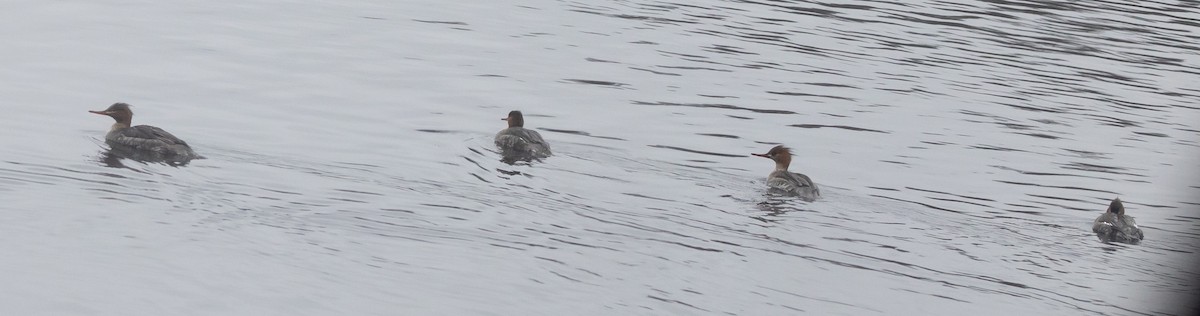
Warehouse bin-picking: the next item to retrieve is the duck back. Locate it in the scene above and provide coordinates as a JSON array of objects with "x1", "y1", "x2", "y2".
[
  {"x1": 106, "y1": 125, "x2": 198, "y2": 159},
  {"x1": 1092, "y1": 212, "x2": 1144, "y2": 244},
  {"x1": 767, "y1": 170, "x2": 820, "y2": 201},
  {"x1": 495, "y1": 127, "x2": 552, "y2": 161}
]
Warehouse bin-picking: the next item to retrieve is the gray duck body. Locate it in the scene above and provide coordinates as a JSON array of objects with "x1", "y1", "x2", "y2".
[
  {"x1": 1092, "y1": 198, "x2": 1144, "y2": 244},
  {"x1": 91, "y1": 103, "x2": 199, "y2": 161},
  {"x1": 753, "y1": 145, "x2": 820, "y2": 201},
  {"x1": 766, "y1": 169, "x2": 820, "y2": 201},
  {"x1": 496, "y1": 111, "x2": 551, "y2": 162},
  {"x1": 105, "y1": 124, "x2": 198, "y2": 159}
]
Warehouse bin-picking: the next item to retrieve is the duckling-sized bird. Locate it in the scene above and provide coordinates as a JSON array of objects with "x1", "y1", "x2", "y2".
[
  {"x1": 90, "y1": 103, "x2": 199, "y2": 161},
  {"x1": 752, "y1": 145, "x2": 819, "y2": 201},
  {"x1": 495, "y1": 110, "x2": 551, "y2": 163},
  {"x1": 1092, "y1": 198, "x2": 1144, "y2": 244}
]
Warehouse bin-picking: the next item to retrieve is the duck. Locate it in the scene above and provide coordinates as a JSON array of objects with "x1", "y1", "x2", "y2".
[
  {"x1": 1092, "y1": 198, "x2": 1144, "y2": 244},
  {"x1": 89, "y1": 103, "x2": 199, "y2": 161},
  {"x1": 495, "y1": 110, "x2": 551, "y2": 163},
  {"x1": 752, "y1": 145, "x2": 819, "y2": 201}
]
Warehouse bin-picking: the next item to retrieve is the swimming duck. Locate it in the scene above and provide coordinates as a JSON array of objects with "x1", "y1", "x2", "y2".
[
  {"x1": 1092, "y1": 198, "x2": 1144, "y2": 244},
  {"x1": 90, "y1": 103, "x2": 199, "y2": 161},
  {"x1": 752, "y1": 145, "x2": 819, "y2": 201},
  {"x1": 495, "y1": 110, "x2": 551, "y2": 162}
]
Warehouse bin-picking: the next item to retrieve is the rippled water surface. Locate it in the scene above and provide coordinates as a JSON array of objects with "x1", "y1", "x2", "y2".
[{"x1": 2, "y1": 0, "x2": 1198, "y2": 315}]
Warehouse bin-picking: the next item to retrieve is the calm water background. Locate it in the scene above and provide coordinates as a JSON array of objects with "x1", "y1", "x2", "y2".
[{"x1": 2, "y1": 0, "x2": 1198, "y2": 315}]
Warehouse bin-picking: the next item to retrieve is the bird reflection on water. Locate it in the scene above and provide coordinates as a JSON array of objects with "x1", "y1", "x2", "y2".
[{"x1": 96, "y1": 147, "x2": 197, "y2": 169}]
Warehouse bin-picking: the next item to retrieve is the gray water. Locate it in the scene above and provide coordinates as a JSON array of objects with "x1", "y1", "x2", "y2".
[{"x1": 2, "y1": 0, "x2": 1198, "y2": 315}]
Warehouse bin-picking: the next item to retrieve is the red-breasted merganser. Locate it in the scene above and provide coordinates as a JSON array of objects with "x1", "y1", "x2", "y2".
[
  {"x1": 1092, "y1": 198, "x2": 1144, "y2": 244},
  {"x1": 89, "y1": 103, "x2": 199, "y2": 160},
  {"x1": 496, "y1": 110, "x2": 551, "y2": 162},
  {"x1": 752, "y1": 145, "x2": 819, "y2": 201}
]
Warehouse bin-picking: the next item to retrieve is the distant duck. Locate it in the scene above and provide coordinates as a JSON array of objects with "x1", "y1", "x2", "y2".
[
  {"x1": 495, "y1": 110, "x2": 551, "y2": 163},
  {"x1": 1092, "y1": 198, "x2": 1144, "y2": 244},
  {"x1": 90, "y1": 103, "x2": 199, "y2": 161},
  {"x1": 752, "y1": 145, "x2": 819, "y2": 201}
]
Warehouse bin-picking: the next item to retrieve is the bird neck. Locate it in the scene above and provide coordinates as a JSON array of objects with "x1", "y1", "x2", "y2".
[
  {"x1": 774, "y1": 155, "x2": 791, "y2": 171},
  {"x1": 110, "y1": 122, "x2": 130, "y2": 131}
]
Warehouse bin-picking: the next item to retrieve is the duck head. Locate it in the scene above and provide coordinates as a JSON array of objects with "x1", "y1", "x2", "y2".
[
  {"x1": 89, "y1": 103, "x2": 134, "y2": 127},
  {"x1": 752, "y1": 145, "x2": 792, "y2": 170},
  {"x1": 502, "y1": 110, "x2": 525, "y2": 128},
  {"x1": 1107, "y1": 198, "x2": 1125, "y2": 215}
]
